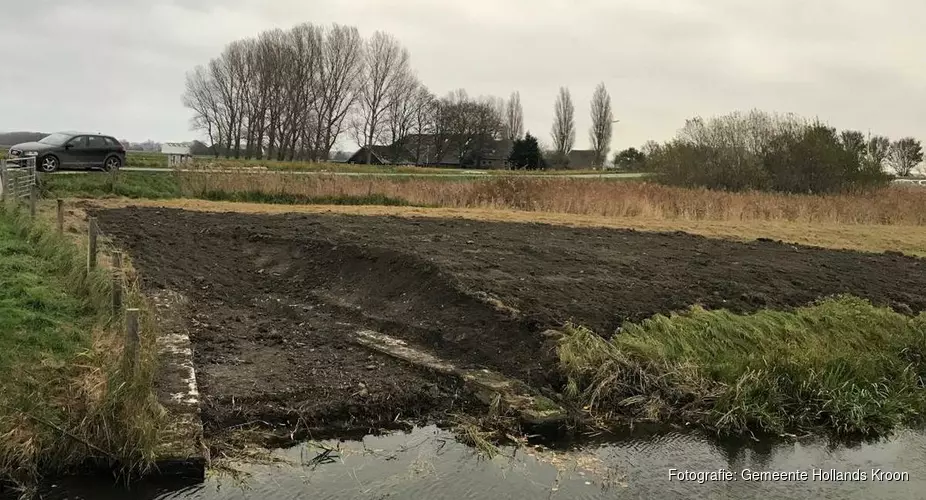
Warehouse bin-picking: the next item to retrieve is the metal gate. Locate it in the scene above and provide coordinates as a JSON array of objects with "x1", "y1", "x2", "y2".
[{"x1": 0, "y1": 157, "x2": 37, "y2": 202}]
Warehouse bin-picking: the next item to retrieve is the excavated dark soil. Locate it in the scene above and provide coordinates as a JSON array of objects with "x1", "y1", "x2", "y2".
[{"x1": 93, "y1": 206, "x2": 926, "y2": 436}]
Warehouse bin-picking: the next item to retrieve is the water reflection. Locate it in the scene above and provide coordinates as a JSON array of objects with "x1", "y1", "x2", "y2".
[{"x1": 24, "y1": 427, "x2": 926, "y2": 499}]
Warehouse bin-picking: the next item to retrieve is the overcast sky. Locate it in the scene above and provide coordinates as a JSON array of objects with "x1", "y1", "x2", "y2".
[{"x1": 2, "y1": 0, "x2": 924, "y2": 152}]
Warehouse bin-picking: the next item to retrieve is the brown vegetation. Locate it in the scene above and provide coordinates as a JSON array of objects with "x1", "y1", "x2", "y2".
[{"x1": 176, "y1": 172, "x2": 926, "y2": 226}]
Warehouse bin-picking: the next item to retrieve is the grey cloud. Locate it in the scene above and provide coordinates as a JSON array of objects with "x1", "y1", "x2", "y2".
[{"x1": 0, "y1": 0, "x2": 923, "y2": 150}]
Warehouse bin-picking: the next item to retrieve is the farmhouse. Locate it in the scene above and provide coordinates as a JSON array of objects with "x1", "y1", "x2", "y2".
[{"x1": 348, "y1": 134, "x2": 513, "y2": 168}]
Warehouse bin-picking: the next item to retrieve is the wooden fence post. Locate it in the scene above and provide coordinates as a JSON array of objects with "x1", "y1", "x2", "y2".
[
  {"x1": 87, "y1": 217, "x2": 98, "y2": 271},
  {"x1": 29, "y1": 184, "x2": 37, "y2": 218},
  {"x1": 109, "y1": 163, "x2": 118, "y2": 193},
  {"x1": 125, "y1": 308, "x2": 139, "y2": 369},
  {"x1": 0, "y1": 161, "x2": 6, "y2": 205},
  {"x1": 112, "y1": 252, "x2": 123, "y2": 315},
  {"x1": 56, "y1": 199, "x2": 64, "y2": 234}
]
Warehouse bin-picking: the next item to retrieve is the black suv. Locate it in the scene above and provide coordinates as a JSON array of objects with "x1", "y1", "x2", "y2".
[{"x1": 8, "y1": 132, "x2": 126, "y2": 173}]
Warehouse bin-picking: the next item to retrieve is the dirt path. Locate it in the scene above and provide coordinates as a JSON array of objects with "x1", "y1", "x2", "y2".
[{"x1": 91, "y1": 206, "x2": 926, "y2": 437}]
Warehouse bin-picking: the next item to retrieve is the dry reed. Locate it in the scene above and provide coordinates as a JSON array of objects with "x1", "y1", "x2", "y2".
[{"x1": 177, "y1": 172, "x2": 926, "y2": 226}]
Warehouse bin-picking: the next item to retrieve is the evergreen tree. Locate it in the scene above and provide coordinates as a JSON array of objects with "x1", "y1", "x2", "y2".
[{"x1": 508, "y1": 132, "x2": 546, "y2": 170}]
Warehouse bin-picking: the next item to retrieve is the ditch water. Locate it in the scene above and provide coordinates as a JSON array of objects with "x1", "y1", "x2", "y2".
[{"x1": 30, "y1": 426, "x2": 926, "y2": 499}]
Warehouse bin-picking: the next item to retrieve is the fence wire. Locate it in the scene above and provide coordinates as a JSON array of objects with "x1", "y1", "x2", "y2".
[{"x1": 1, "y1": 157, "x2": 37, "y2": 202}]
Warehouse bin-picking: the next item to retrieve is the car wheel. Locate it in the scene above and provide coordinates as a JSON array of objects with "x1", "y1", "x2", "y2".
[
  {"x1": 38, "y1": 155, "x2": 59, "y2": 173},
  {"x1": 103, "y1": 155, "x2": 122, "y2": 172}
]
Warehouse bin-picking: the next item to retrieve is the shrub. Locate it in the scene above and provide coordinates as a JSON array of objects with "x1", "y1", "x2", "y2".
[{"x1": 649, "y1": 111, "x2": 894, "y2": 194}]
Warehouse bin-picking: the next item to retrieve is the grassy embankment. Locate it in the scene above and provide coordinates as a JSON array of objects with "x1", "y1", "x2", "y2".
[
  {"x1": 0, "y1": 206, "x2": 162, "y2": 489},
  {"x1": 557, "y1": 296, "x2": 926, "y2": 437}
]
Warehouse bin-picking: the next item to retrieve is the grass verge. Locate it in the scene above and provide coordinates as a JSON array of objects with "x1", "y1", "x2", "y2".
[
  {"x1": 0, "y1": 206, "x2": 162, "y2": 490},
  {"x1": 41, "y1": 171, "x2": 181, "y2": 199},
  {"x1": 557, "y1": 296, "x2": 926, "y2": 437}
]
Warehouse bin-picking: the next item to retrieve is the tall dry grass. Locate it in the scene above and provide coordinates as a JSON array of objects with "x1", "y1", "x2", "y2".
[{"x1": 177, "y1": 172, "x2": 926, "y2": 225}]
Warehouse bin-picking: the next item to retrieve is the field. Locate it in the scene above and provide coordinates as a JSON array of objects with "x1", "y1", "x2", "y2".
[{"x1": 90, "y1": 205, "x2": 926, "y2": 440}]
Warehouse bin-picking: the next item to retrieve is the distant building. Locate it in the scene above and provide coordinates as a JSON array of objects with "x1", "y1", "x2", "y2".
[
  {"x1": 346, "y1": 145, "x2": 409, "y2": 165},
  {"x1": 161, "y1": 142, "x2": 192, "y2": 167},
  {"x1": 347, "y1": 134, "x2": 514, "y2": 169},
  {"x1": 566, "y1": 150, "x2": 598, "y2": 170}
]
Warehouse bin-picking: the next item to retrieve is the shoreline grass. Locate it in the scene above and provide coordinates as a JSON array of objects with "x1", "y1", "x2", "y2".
[
  {"x1": 0, "y1": 206, "x2": 163, "y2": 490},
  {"x1": 556, "y1": 296, "x2": 926, "y2": 437}
]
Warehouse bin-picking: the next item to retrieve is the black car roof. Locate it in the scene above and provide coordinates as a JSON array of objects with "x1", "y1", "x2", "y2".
[{"x1": 59, "y1": 131, "x2": 110, "y2": 137}]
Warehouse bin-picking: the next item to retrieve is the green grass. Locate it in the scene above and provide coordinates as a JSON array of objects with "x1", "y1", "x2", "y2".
[
  {"x1": 0, "y1": 207, "x2": 163, "y2": 488},
  {"x1": 124, "y1": 152, "x2": 167, "y2": 169},
  {"x1": 40, "y1": 171, "x2": 181, "y2": 199},
  {"x1": 0, "y1": 217, "x2": 92, "y2": 377},
  {"x1": 557, "y1": 296, "x2": 926, "y2": 437}
]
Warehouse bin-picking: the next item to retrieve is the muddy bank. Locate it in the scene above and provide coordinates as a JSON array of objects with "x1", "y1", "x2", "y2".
[{"x1": 92, "y1": 207, "x2": 926, "y2": 437}]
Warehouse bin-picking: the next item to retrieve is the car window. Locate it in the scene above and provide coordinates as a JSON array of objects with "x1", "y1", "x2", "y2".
[
  {"x1": 87, "y1": 136, "x2": 106, "y2": 148},
  {"x1": 103, "y1": 137, "x2": 117, "y2": 147},
  {"x1": 67, "y1": 136, "x2": 87, "y2": 148},
  {"x1": 39, "y1": 133, "x2": 71, "y2": 146}
]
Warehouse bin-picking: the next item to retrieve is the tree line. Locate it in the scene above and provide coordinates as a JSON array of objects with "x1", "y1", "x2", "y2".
[
  {"x1": 183, "y1": 22, "x2": 616, "y2": 168},
  {"x1": 621, "y1": 110, "x2": 922, "y2": 193},
  {"x1": 183, "y1": 23, "x2": 521, "y2": 164}
]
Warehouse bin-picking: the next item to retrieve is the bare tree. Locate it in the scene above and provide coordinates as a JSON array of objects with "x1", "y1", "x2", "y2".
[
  {"x1": 442, "y1": 89, "x2": 472, "y2": 164},
  {"x1": 888, "y1": 137, "x2": 924, "y2": 177},
  {"x1": 283, "y1": 23, "x2": 323, "y2": 161},
  {"x1": 428, "y1": 97, "x2": 454, "y2": 166},
  {"x1": 408, "y1": 86, "x2": 436, "y2": 164},
  {"x1": 437, "y1": 90, "x2": 504, "y2": 167},
  {"x1": 469, "y1": 96, "x2": 504, "y2": 166},
  {"x1": 385, "y1": 73, "x2": 421, "y2": 162},
  {"x1": 551, "y1": 87, "x2": 575, "y2": 158},
  {"x1": 207, "y1": 47, "x2": 241, "y2": 158},
  {"x1": 182, "y1": 65, "x2": 224, "y2": 157},
  {"x1": 352, "y1": 31, "x2": 412, "y2": 163},
  {"x1": 589, "y1": 83, "x2": 613, "y2": 168},
  {"x1": 505, "y1": 91, "x2": 524, "y2": 141},
  {"x1": 184, "y1": 24, "x2": 433, "y2": 164},
  {"x1": 257, "y1": 28, "x2": 288, "y2": 160},
  {"x1": 311, "y1": 24, "x2": 363, "y2": 161}
]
